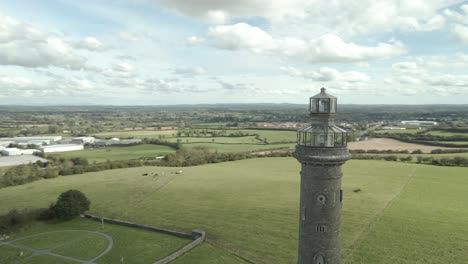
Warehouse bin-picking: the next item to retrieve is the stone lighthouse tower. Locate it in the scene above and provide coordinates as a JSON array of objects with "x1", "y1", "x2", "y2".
[{"x1": 295, "y1": 88, "x2": 351, "y2": 264}]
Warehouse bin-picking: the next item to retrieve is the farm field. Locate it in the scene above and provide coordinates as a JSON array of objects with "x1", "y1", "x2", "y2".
[
  {"x1": 373, "y1": 129, "x2": 422, "y2": 134},
  {"x1": 181, "y1": 142, "x2": 294, "y2": 153},
  {"x1": 425, "y1": 130, "x2": 468, "y2": 137},
  {"x1": 235, "y1": 129, "x2": 297, "y2": 143},
  {"x1": 370, "y1": 152, "x2": 468, "y2": 158},
  {"x1": 93, "y1": 130, "x2": 177, "y2": 139},
  {"x1": 0, "y1": 158, "x2": 467, "y2": 263},
  {"x1": 47, "y1": 144, "x2": 175, "y2": 163},
  {"x1": 436, "y1": 141, "x2": 468, "y2": 145},
  {"x1": 0, "y1": 217, "x2": 190, "y2": 264},
  {"x1": 168, "y1": 136, "x2": 260, "y2": 144},
  {"x1": 348, "y1": 138, "x2": 462, "y2": 153}
]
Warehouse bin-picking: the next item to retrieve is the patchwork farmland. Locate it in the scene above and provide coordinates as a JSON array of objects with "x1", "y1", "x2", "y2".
[{"x1": 1, "y1": 158, "x2": 467, "y2": 263}]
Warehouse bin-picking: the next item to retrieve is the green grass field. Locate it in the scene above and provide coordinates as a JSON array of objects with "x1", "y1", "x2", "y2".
[
  {"x1": 93, "y1": 130, "x2": 177, "y2": 139},
  {"x1": 368, "y1": 152, "x2": 468, "y2": 158},
  {"x1": 425, "y1": 130, "x2": 468, "y2": 137},
  {"x1": 436, "y1": 141, "x2": 468, "y2": 145},
  {"x1": 181, "y1": 142, "x2": 294, "y2": 153},
  {"x1": 1, "y1": 159, "x2": 468, "y2": 263},
  {"x1": 169, "y1": 136, "x2": 261, "y2": 144},
  {"x1": 0, "y1": 218, "x2": 190, "y2": 264},
  {"x1": 235, "y1": 129, "x2": 297, "y2": 143},
  {"x1": 47, "y1": 144, "x2": 175, "y2": 163},
  {"x1": 374, "y1": 129, "x2": 422, "y2": 134}
]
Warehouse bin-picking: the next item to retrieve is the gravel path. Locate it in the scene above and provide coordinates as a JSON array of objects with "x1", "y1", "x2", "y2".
[{"x1": 0, "y1": 230, "x2": 113, "y2": 264}]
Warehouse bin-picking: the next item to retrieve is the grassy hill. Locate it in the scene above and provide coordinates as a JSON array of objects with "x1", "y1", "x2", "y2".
[
  {"x1": 47, "y1": 144, "x2": 175, "y2": 163},
  {"x1": 0, "y1": 159, "x2": 467, "y2": 263}
]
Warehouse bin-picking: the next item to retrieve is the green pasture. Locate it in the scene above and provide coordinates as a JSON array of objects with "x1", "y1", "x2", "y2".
[
  {"x1": 0, "y1": 219, "x2": 191, "y2": 264},
  {"x1": 181, "y1": 142, "x2": 294, "y2": 153},
  {"x1": 47, "y1": 144, "x2": 175, "y2": 163},
  {"x1": 373, "y1": 129, "x2": 422, "y2": 134},
  {"x1": 0, "y1": 218, "x2": 190, "y2": 264},
  {"x1": 369, "y1": 152, "x2": 468, "y2": 159},
  {"x1": 425, "y1": 130, "x2": 468, "y2": 137},
  {"x1": 0, "y1": 158, "x2": 467, "y2": 263},
  {"x1": 169, "y1": 136, "x2": 261, "y2": 144},
  {"x1": 93, "y1": 130, "x2": 177, "y2": 139},
  {"x1": 235, "y1": 129, "x2": 297, "y2": 143},
  {"x1": 436, "y1": 141, "x2": 468, "y2": 145}
]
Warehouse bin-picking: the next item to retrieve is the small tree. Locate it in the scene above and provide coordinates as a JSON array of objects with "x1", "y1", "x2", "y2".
[{"x1": 51, "y1": 190, "x2": 90, "y2": 220}]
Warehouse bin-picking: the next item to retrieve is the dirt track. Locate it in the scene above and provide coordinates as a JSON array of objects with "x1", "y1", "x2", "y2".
[{"x1": 348, "y1": 138, "x2": 460, "y2": 153}]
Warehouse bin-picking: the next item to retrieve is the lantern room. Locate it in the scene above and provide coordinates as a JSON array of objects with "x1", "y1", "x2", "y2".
[
  {"x1": 297, "y1": 124, "x2": 347, "y2": 147},
  {"x1": 310, "y1": 88, "x2": 337, "y2": 114},
  {"x1": 298, "y1": 88, "x2": 347, "y2": 148}
]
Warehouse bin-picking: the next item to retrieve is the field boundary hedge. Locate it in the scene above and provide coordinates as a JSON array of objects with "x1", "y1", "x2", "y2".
[{"x1": 83, "y1": 214, "x2": 205, "y2": 264}]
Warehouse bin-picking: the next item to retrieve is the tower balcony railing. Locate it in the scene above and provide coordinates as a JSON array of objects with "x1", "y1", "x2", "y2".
[{"x1": 297, "y1": 125, "x2": 347, "y2": 147}]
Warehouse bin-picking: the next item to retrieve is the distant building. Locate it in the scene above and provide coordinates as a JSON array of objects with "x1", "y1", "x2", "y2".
[
  {"x1": 72, "y1": 136, "x2": 95, "y2": 144},
  {"x1": 401, "y1": 120, "x2": 438, "y2": 126},
  {"x1": 256, "y1": 122, "x2": 302, "y2": 128},
  {"x1": 0, "y1": 155, "x2": 48, "y2": 167},
  {"x1": 94, "y1": 138, "x2": 142, "y2": 146},
  {"x1": 381, "y1": 126, "x2": 406, "y2": 130},
  {"x1": 40, "y1": 144, "x2": 84, "y2": 153},
  {"x1": 0, "y1": 141, "x2": 13, "y2": 151},
  {"x1": 1, "y1": 148, "x2": 38, "y2": 156},
  {"x1": 2, "y1": 136, "x2": 62, "y2": 142},
  {"x1": 17, "y1": 139, "x2": 50, "y2": 147}
]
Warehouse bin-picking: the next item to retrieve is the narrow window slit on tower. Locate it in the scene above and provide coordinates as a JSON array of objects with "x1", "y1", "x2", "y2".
[{"x1": 315, "y1": 225, "x2": 327, "y2": 233}]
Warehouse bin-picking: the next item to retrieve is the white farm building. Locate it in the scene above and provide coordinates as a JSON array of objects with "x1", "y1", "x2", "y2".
[
  {"x1": 401, "y1": 120, "x2": 438, "y2": 126},
  {"x1": 1, "y1": 148, "x2": 38, "y2": 156},
  {"x1": 40, "y1": 144, "x2": 84, "y2": 153},
  {"x1": 72, "y1": 137, "x2": 95, "y2": 144}
]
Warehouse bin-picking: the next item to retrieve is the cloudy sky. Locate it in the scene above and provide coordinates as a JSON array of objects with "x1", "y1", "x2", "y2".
[{"x1": 1, "y1": 0, "x2": 468, "y2": 105}]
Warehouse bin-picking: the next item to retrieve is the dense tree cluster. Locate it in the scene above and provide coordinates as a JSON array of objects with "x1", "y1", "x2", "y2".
[
  {"x1": 1, "y1": 163, "x2": 58, "y2": 188},
  {"x1": 50, "y1": 190, "x2": 90, "y2": 220},
  {"x1": 417, "y1": 156, "x2": 468, "y2": 167},
  {"x1": 143, "y1": 138, "x2": 181, "y2": 149},
  {"x1": 0, "y1": 190, "x2": 90, "y2": 234},
  {"x1": 0, "y1": 208, "x2": 53, "y2": 234}
]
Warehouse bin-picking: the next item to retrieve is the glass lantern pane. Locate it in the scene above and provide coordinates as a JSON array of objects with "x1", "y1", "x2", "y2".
[
  {"x1": 310, "y1": 99, "x2": 318, "y2": 112},
  {"x1": 318, "y1": 134, "x2": 325, "y2": 146},
  {"x1": 330, "y1": 99, "x2": 336, "y2": 113},
  {"x1": 319, "y1": 99, "x2": 330, "y2": 112},
  {"x1": 327, "y1": 134, "x2": 334, "y2": 147},
  {"x1": 335, "y1": 133, "x2": 342, "y2": 146}
]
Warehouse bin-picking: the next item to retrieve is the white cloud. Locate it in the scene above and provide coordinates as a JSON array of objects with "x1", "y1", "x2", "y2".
[
  {"x1": 217, "y1": 79, "x2": 256, "y2": 91},
  {"x1": 97, "y1": 62, "x2": 137, "y2": 79},
  {"x1": 208, "y1": 23, "x2": 406, "y2": 63},
  {"x1": 159, "y1": 0, "x2": 451, "y2": 35},
  {"x1": 281, "y1": 66, "x2": 370, "y2": 83},
  {"x1": 73, "y1": 37, "x2": 108, "y2": 51},
  {"x1": 186, "y1": 36, "x2": 205, "y2": 45},
  {"x1": 450, "y1": 24, "x2": 468, "y2": 43},
  {"x1": 118, "y1": 31, "x2": 158, "y2": 42},
  {"x1": 0, "y1": 15, "x2": 93, "y2": 70},
  {"x1": 173, "y1": 66, "x2": 207, "y2": 75},
  {"x1": 158, "y1": 0, "x2": 307, "y2": 24},
  {"x1": 444, "y1": 7, "x2": 468, "y2": 25},
  {"x1": 208, "y1": 23, "x2": 275, "y2": 52},
  {"x1": 0, "y1": 75, "x2": 34, "y2": 90},
  {"x1": 462, "y1": 4, "x2": 468, "y2": 14},
  {"x1": 205, "y1": 10, "x2": 230, "y2": 24},
  {"x1": 388, "y1": 58, "x2": 468, "y2": 90}
]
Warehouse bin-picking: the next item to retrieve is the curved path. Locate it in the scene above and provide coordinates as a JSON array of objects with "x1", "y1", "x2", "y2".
[{"x1": 0, "y1": 230, "x2": 113, "y2": 264}]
